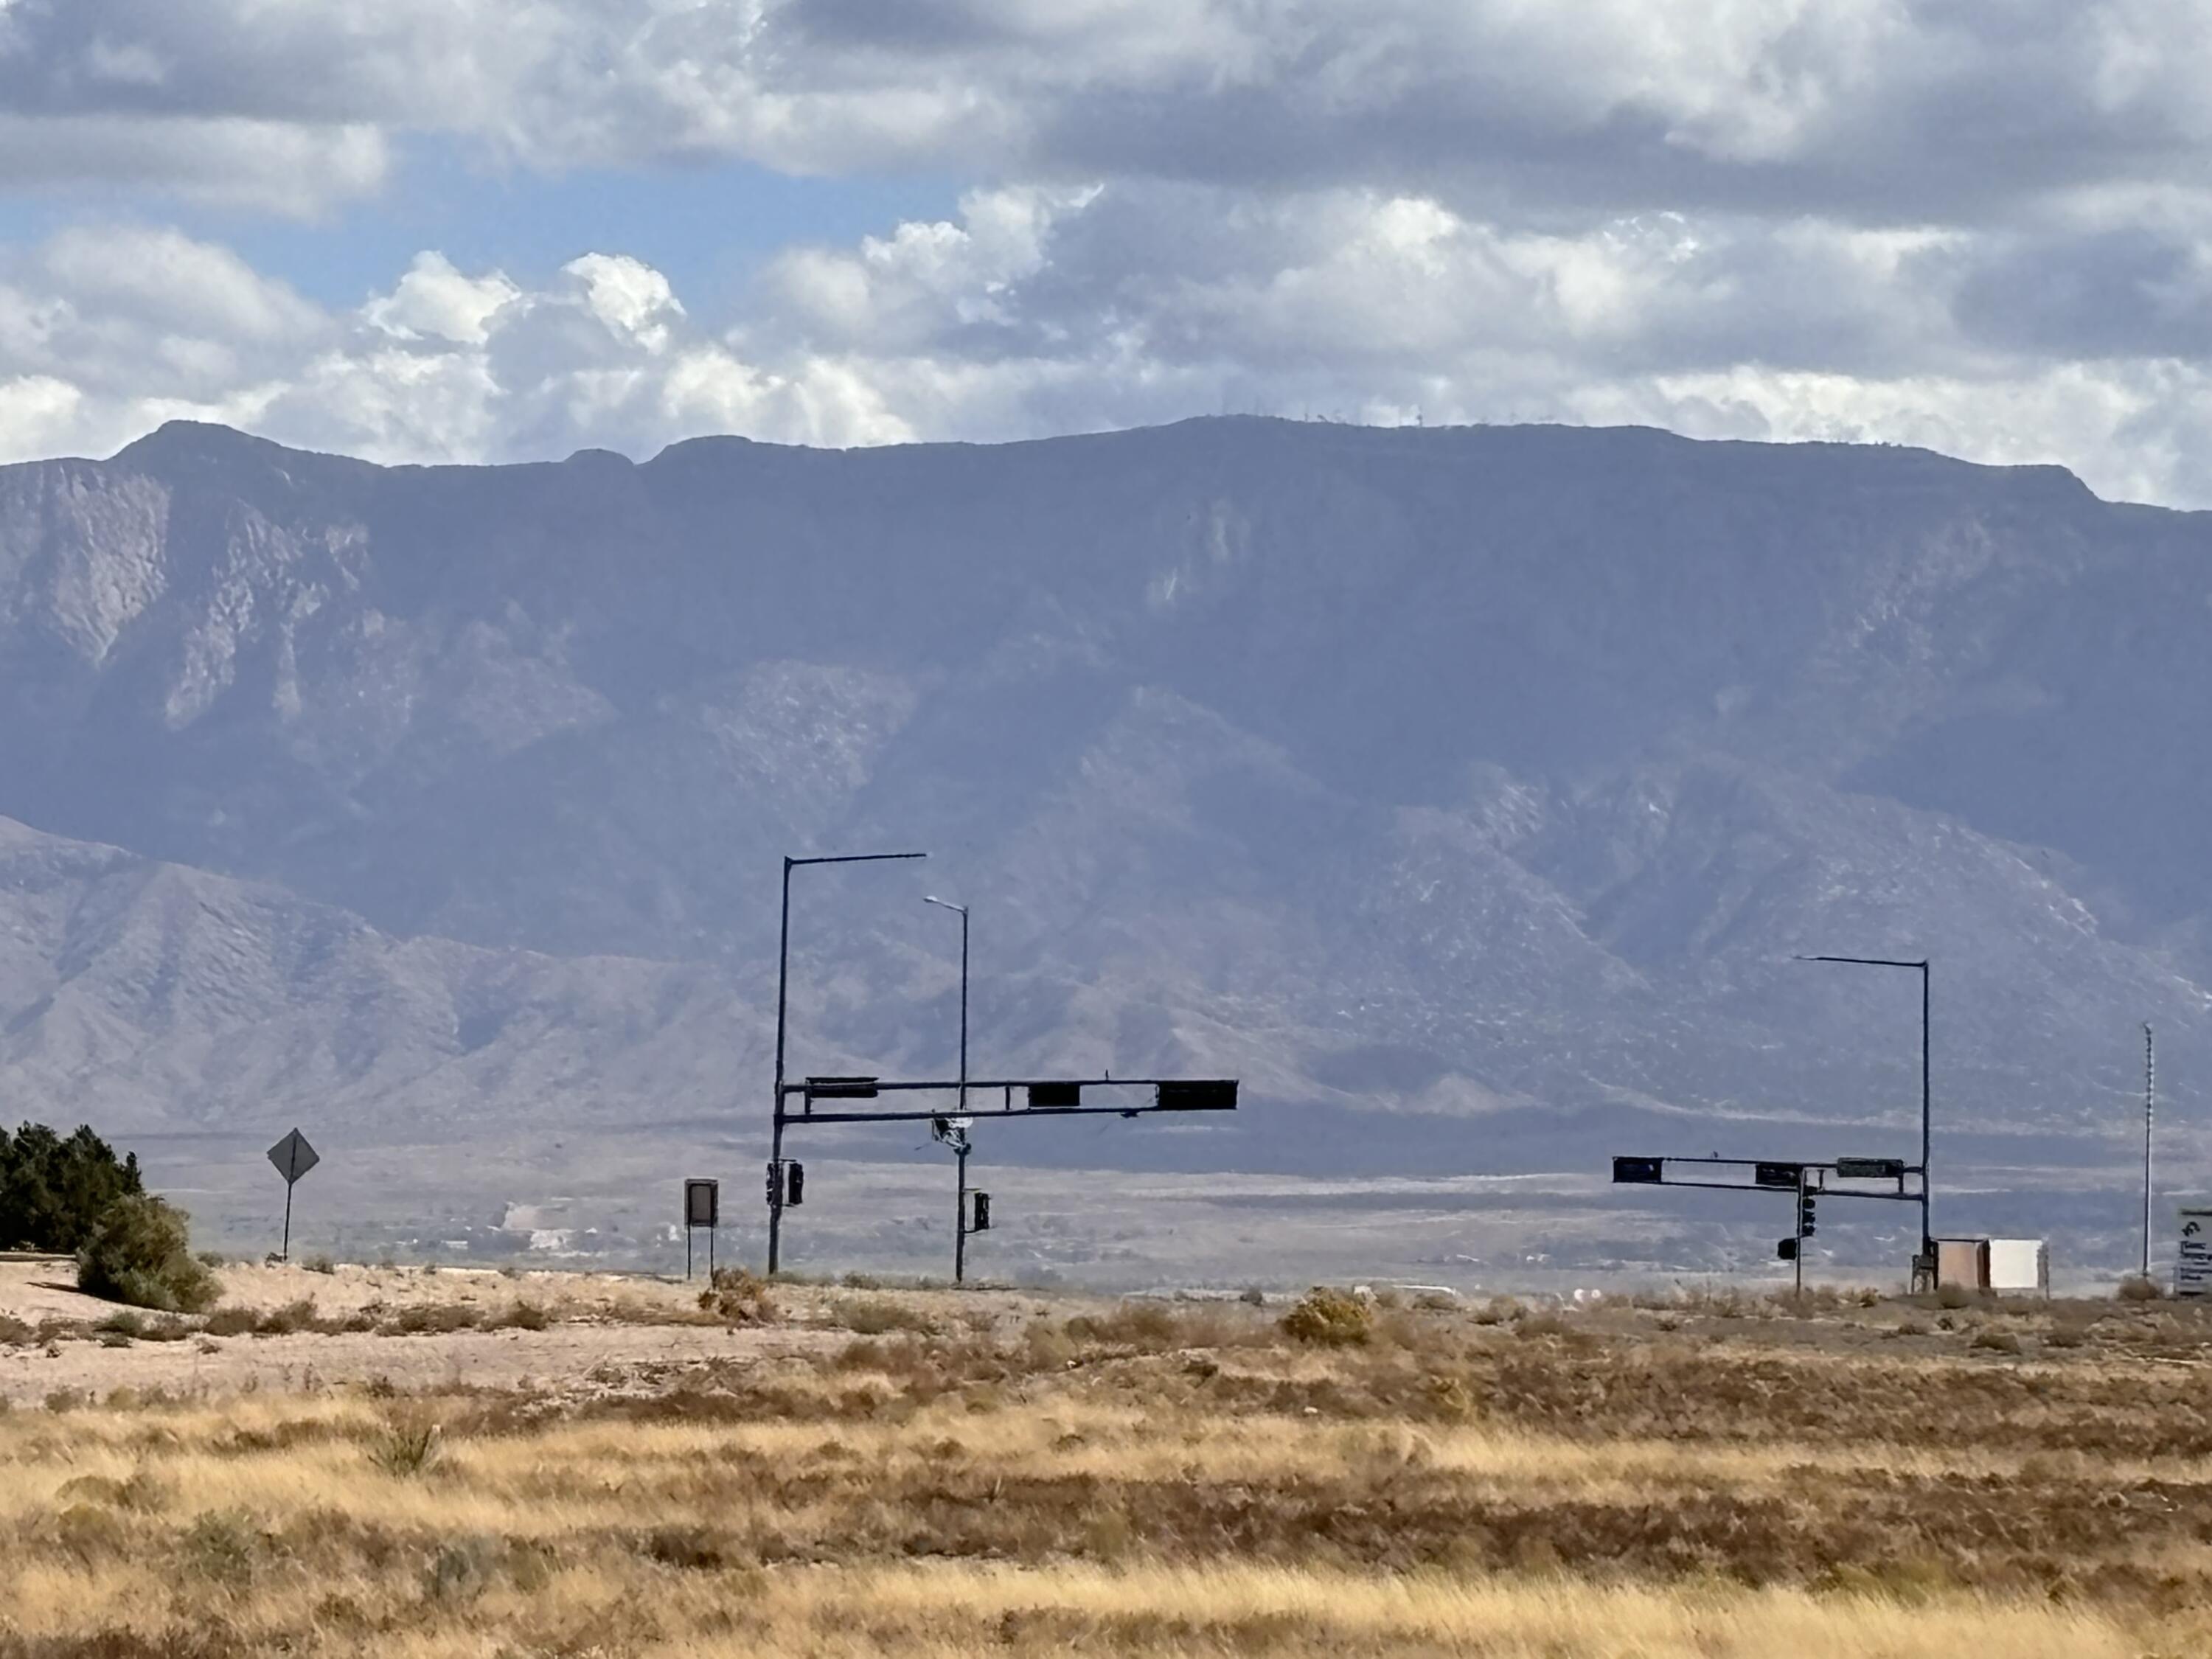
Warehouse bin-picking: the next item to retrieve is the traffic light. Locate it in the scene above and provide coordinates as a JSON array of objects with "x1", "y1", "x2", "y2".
[
  {"x1": 970, "y1": 1192, "x2": 991, "y2": 1233},
  {"x1": 1797, "y1": 1189, "x2": 1818, "y2": 1238},
  {"x1": 765, "y1": 1161, "x2": 781, "y2": 1208},
  {"x1": 1776, "y1": 1238, "x2": 1798, "y2": 1261},
  {"x1": 785, "y1": 1161, "x2": 804, "y2": 1208}
]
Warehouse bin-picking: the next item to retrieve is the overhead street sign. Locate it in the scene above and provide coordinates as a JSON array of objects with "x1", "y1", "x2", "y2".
[
  {"x1": 1835, "y1": 1158, "x2": 1906, "y2": 1180},
  {"x1": 267, "y1": 1130, "x2": 319, "y2": 1186}
]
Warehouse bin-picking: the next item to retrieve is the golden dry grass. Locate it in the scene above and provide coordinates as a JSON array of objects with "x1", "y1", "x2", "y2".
[{"x1": 2, "y1": 1288, "x2": 2210, "y2": 1655}]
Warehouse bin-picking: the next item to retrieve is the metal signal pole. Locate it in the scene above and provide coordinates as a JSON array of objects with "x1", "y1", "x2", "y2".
[
  {"x1": 1798, "y1": 954, "x2": 1932, "y2": 1262},
  {"x1": 956, "y1": 1138, "x2": 970, "y2": 1284},
  {"x1": 1793, "y1": 1166, "x2": 1806, "y2": 1295},
  {"x1": 924, "y1": 896, "x2": 972, "y2": 1284},
  {"x1": 770, "y1": 851, "x2": 926, "y2": 1274}
]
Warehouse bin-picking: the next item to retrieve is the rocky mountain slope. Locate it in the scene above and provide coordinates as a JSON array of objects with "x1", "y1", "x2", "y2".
[{"x1": 0, "y1": 417, "x2": 2205, "y2": 1200}]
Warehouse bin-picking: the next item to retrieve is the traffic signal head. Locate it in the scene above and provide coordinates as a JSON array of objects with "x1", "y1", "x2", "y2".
[
  {"x1": 1776, "y1": 1237, "x2": 1798, "y2": 1261},
  {"x1": 970, "y1": 1191, "x2": 991, "y2": 1233},
  {"x1": 1797, "y1": 1190, "x2": 1818, "y2": 1237},
  {"x1": 765, "y1": 1160, "x2": 804, "y2": 1208}
]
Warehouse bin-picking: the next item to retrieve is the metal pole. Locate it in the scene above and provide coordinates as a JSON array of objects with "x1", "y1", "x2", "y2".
[
  {"x1": 1794, "y1": 1167, "x2": 1806, "y2": 1295},
  {"x1": 959, "y1": 907, "x2": 969, "y2": 1118},
  {"x1": 1920, "y1": 959, "x2": 1932, "y2": 1259},
  {"x1": 770, "y1": 857, "x2": 792, "y2": 1275},
  {"x1": 1795, "y1": 953, "x2": 1933, "y2": 1273},
  {"x1": 955, "y1": 1142, "x2": 969, "y2": 1284},
  {"x1": 282, "y1": 1182, "x2": 293, "y2": 1262},
  {"x1": 768, "y1": 851, "x2": 927, "y2": 1276},
  {"x1": 686, "y1": 1225, "x2": 693, "y2": 1281},
  {"x1": 2145, "y1": 1022, "x2": 2156, "y2": 1279}
]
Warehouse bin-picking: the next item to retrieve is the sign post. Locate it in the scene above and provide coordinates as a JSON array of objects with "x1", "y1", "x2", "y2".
[
  {"x1": 684, "y1": 1179, "x2": 720, "y2": 1279},
  {"x1": 265, "y1": 1130, "x2": 321, "y2": 1262},
  {"x1": 2177, "y1": 1207, "x2": 2212, "y2": 1298}
]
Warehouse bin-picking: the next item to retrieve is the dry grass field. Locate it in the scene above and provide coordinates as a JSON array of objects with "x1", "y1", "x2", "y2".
[{"x1": 4, "y1": 1267, "x2": 2212, "y2": 1656}]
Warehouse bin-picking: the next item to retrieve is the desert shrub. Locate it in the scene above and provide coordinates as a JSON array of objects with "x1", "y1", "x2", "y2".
[
  {"x1": 498, "y1": 1301, "x2": 550, "y2": 1331},
  {"x1": 1280, "y1": 1286, "x2": 1374, "y2": 1347},
  {"x1": 392, "y1": 1303, "x2": 481, "y2": 1335},
  {"x1": 0, "y1": 1122, "x2": 144, "y2": 1253},
  {"x1": 2118, "y1": 1275, "x2": 2165, "y2": 1302},
  {"x1": 1239, "y1": 1285, "x2": 1268, "y2": 1307},
  {"x1": 76, "y1": 1194, "x2": 218, "y2": 1313},
  {"x1": 698, "y1": 1267, "x2": 777, "y2": 1325},
  {"x1": 832, "y1": 1295, "x2": 934, "y2": 1336},
  {"x1": 180, "y1": 1510, "x2": 262, "y2": 1586},
  {"x1": 639, "y1": 1526, "x2": 729, "y2": 1570},
  {"x1": 369, "y1": 1417, "x2": 442, "y2": 1476},
  {"x1": 424, "y1": 1537, "x2": 494, "y2": 1602},
  {"x1": 251, "y1": 1298, "x2": 319, "y2": 1336},
  {"x1": 203, "y1": 1306, "x2": 257, "y2": 1337},
  {"x1": 1971, "y1": 1329, "x2": 2023, "y2": 1354},
  {"x1": 302, "y1": 1253, "x2": 335, "y2": 1275},
  {"x1": 1064, "y1": 1302, "x2": 1183, "y2": 1349}
]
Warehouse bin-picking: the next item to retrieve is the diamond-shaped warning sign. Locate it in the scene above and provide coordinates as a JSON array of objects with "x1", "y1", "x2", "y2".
[{"x1": 266, "y1": 1129, "x2": 320, "y2": 1186}]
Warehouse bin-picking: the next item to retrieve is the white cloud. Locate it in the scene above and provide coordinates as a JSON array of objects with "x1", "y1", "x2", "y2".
[
  {"x1": 7, "y1": 198, "x2": 2212, "y2": 511},
  {"x1": 0, "y1": 114, "x2": 386, "y2": 215},
  {"x1": 8, "y1": 7, "x2": 2212, "y2": 503},
  {"x1": 3, "y1": 1, "x2": 2211, "y2": 220},
  {"x1": 365, "y1": 253, "x2": 521, "y2": 347}
]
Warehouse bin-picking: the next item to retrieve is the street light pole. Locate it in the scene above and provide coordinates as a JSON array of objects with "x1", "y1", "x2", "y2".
[
  {"x1": 2144, "y1": 1022, "x2": 2156, "y2": 1280},
  {"x1": 769, "y1": 850, "x2": 925, "y2": 1275},
  {"x1": 1796, "y1": 954, "x2": 1933, "y2": 1267},
  {"x1": 923, "y1": 897, "x2": 969, "y2": 1116},
  {"x1": 925, "y1": 896, "x2": 970, "y2": 1281}
]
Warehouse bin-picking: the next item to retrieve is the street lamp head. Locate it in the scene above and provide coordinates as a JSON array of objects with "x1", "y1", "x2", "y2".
[{"x1": 924, "y1": 895, "x2": 967, "y2": 915}]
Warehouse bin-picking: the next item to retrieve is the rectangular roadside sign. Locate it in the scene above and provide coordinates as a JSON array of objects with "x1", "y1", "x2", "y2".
[{"x1": 2177, "y1": 1206, "x2": 2212, "y2": 1297}]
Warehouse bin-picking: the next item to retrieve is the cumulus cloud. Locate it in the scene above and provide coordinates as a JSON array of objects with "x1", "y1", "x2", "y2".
[
  {"x1": 1, "y1": 1, "x2": 2210, "y2": 220},
  {"x1": 6, "y1": 4, "x2": 2212, "y2": 504},
  {"x1": 7, "y1": 195, "x2": 2212, "y2": 509}
]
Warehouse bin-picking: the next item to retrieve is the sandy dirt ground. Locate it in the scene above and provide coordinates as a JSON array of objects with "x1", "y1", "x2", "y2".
[{"x1": 0, "y1": 1259, "x2": 1060, "y2": 1405}]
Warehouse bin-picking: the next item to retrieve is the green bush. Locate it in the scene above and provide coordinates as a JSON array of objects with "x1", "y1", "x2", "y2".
[
  {"x1": 75, "y1": 1194, "x2": 218, "y2": 1313},
  {"x1": 0, "y1": 1123, "x2": 143, "y2": 1253},
  {"x1": 1279, "y1": 1286, "x2": 1374, "y2": 1347}
]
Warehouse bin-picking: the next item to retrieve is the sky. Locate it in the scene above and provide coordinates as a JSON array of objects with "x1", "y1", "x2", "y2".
[{"x1": 6, "y1": 1, "x2": 2212, "y2": 504}]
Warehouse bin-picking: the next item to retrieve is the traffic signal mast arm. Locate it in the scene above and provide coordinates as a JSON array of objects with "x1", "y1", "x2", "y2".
[
  {"x1": 778, "y1": 1076, "x2": 1238, "y2": 1124},
  {"x1": 1611, "y1": 1155, "x2": 1923, "y2": 1202}
]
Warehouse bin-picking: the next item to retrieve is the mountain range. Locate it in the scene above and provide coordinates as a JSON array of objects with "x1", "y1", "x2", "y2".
[{"x1": 1, "y1": 416, "x2": 2205, "y2": 1270}]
